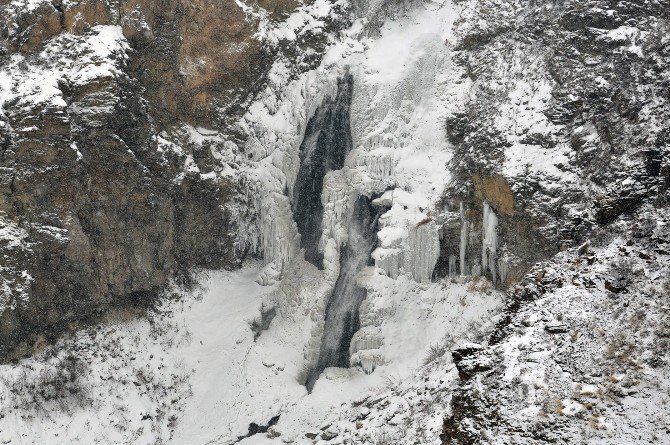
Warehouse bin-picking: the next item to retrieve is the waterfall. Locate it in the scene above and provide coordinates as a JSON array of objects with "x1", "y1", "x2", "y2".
[
  {"x1": 292, "y1": 75, "x2": 354, "y2": 269},
  {"x1": 305, "y1": 196, "x2": 380, "y2": 392}
]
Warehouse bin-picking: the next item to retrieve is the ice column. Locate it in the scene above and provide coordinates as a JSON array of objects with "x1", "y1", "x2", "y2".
[
  {"x1": 481, "y1": 201, "x2": 499, "y2": 285},
  {"x1": 354, "y1": 147, "x2": 395, "y2": 181},
  {"x1": 260, "y1": 192, "x2": 299, "y2": 272},
  {"x1": 404, "y1": 220, "x2": 440, "y2": 283},
  {"x1": 459, "y1": 201, "x2": 468, "y2": 275}
]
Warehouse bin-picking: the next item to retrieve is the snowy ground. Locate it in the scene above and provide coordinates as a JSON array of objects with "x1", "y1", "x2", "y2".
[{"x1": 0, "y1": 262, "x2": 503, "y2": 444}]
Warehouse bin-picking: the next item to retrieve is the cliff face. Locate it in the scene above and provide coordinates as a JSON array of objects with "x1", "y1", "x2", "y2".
[
  {"x1": 438, "y1": 0, "x2": 670, "y2": 442},
  {"x1": 439, "y1": 0, "x2": 670, "y2": 290},
  {"x1": 441, "y1": 206, "x2": 670, "y2": 445},
  {"x1": 0, "y1": 0, "x2": 347, "y2": 357}
]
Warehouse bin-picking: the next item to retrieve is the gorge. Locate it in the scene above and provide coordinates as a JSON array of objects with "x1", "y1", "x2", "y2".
[{"x1": 0, "y1": 0, "x2": 668, "y2": 444}]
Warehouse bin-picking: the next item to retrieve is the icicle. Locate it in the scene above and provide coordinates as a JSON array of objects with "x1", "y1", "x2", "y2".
[
  {"x1": 448, "y1": 255, "x2": 457, "y2": 276},
  {"x1": 404, "y1": 220, "x2": 440, "y2": 283},
  {"x1": 498, "y1": 255, "x2": 509, "y2": 287},
  {"x1": 349, "y1": 327, "x2": 383, "y2": 360},
  {"x1": 260, "y1": 192, "x2": 299, "y2": 272},
  {"x1": 353, "y1": 147, "x2": 395, "y2": 181},
  {"x1": 350, "y1": 350, "x2": 385, "y2": 375},
  {"x1": 372, "y1": 247, "x2": 403, "y2": 279},
  {"x1": 459, "y1": 201, "x2": 468, "y2": 275},
  {"x1": 481, "y1": 201, "x2": 499, "y2": 285}
]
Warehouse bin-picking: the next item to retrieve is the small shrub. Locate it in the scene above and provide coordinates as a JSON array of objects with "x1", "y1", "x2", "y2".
[
  {"x1": 5, "y1": 351, "x2": 90, "y2": 414},
  {"x1": 423, "y1": 343, "x2": 448, "y2": 366}
]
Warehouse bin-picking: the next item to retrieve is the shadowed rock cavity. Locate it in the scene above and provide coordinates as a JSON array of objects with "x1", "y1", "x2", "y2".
[
  {"x1": 292, "y1": 74, "x2": 354, "y2": 269},
  {"x1": 250, "y1": 306, "x2": 277, "y2": 341},
  {"x1": 305, "y1": 195, "x2": 380, "y2": 392},
  {"x1": 236, "y1": 415, "x2": 280, "y2": 442}
]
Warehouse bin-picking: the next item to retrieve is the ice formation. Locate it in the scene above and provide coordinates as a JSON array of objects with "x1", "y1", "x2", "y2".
[
  {"x1": 292, "y1": 75, "x2": 355, "y2": 268},
  {"x1": 459, "y1": 202, "x2": 468, "y2": 275},
  {"x1": 305, "y1": 196, "x2": 380, "y2": 391},
  {"x1": 482, "y1": 201, "x2": 499, "y2": 285},
  {"x1": 353, "y1": 146, "x2": 395, "y2": 182},
  {"x1": 370, "y1": 190, "x2": 440, "y2": 283},
  {"x1": 405, "y1": 220, "x2": 441, "y2": 283},
  {"x1": 259, "y1": 192, "x2": 299, "y2": 273},
  {"x1": 319, "y1": 170, "x2": 355, "y2": 279}
]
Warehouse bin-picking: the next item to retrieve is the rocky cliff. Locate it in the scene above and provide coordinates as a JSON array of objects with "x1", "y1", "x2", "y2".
[{"x1": 0, "y1": 0, "x2": 348, "y2": 357}]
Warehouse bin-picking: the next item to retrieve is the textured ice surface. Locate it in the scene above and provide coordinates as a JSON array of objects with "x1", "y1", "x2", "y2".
[
  {"x1": 305, "y1": 196, "x2": 379, "y2": 391},
  {"x1": 292, "y1": 75, "x2": 354, "y2": 268}
]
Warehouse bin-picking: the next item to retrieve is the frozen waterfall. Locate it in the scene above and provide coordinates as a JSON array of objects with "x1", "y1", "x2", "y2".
[
  {"x1": 292, "y1": 75, "x2": 354, "y2": 269},
  {"x1": 305, "y1": 196, "x2": 380, "y2": 392}
]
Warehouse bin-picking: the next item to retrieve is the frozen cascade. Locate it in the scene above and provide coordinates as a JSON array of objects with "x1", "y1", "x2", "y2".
[
  {"x1": 353, "y1": 146, "x2": 395, "y2": 181},
  {"x1": 320, "y1": 172, "x2": 351, "y2": 250},
  {"x1": 292, "y1": 75, "x2": 354, "y2": 269},
  {"x1": 320, "y1": 171, "x2": 354, "y2": 279},
  {"x1": 482, "y1": 201, "x2": 499, "y2": 285},
  {"x1": 369, "y1": 190, "x2": 440, "y2": 282},
  {"x1": 349, "y1": 326, "x2": 384, "y2": 375},
  {"x1": 372, "y1": 248, "x2": 402, "y2": 279},
  {"x1": 304, "y1": 196, "x2": 380, "y2": 392}
]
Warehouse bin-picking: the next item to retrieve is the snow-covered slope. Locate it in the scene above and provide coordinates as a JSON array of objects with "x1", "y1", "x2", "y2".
[
  {"x1": 443, "y1": 205, "x2": 670, "y2": 444},
  {"x1": 0, "y1": 262, "x2": 502, "y2": 444}
]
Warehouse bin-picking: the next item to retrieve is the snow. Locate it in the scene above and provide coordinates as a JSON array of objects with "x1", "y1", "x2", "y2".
[
  {"x1": 0, "y1": 26, "x2": 129, "y2": 115},
  {"x1": 7, "y1": 0, "x2": 49, "y2": 14},
  {"x1": 0, "y1": 254, "x2": 504, "y2": 444}
]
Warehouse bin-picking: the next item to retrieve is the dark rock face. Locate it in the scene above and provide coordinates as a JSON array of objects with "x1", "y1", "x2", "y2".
[
  {"x1": 292, "y1": 74, "x2": 354, "y2": 269},
  {"x1": 0, "y1": 32, "x2": 238, "y2": 356},
  {"x1": 452, "y1": 343, "x2": 493, "y2": 379}
]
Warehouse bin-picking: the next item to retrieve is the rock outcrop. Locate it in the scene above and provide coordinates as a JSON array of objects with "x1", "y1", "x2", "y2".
[{"x1": 437, "y1": 0, "x2": 669, "y2": 290}]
